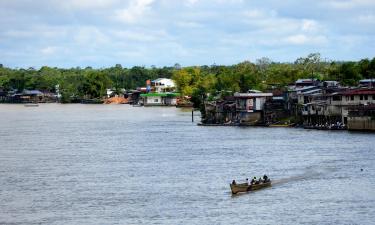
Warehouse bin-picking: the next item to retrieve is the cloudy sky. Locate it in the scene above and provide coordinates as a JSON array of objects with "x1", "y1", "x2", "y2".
[{"x1": 0, "y1": 0, "x2": 374, "y2": 68}]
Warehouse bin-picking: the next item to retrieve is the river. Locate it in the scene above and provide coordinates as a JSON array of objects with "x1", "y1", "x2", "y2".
[{"x1": 0, "y1": 104, "x2": 374, "y2": 224}]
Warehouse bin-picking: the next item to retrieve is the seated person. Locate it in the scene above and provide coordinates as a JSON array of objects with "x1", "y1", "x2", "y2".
[{"x1": 251, "y1": 177, "x2": 256, "y2": 184}]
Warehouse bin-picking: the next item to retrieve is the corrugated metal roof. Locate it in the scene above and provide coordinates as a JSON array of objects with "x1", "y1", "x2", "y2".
[{"x1": 342, "y1": 89, "x2": 375, "y2": 95}]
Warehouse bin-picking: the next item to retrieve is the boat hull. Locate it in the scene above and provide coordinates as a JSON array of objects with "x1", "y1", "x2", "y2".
[{"x1": 230, "y1": 181, "x2": 271, "y2": 194}]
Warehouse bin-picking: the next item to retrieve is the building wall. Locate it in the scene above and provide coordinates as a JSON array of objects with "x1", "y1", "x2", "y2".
[
  {"x1": 145, "y1": 96, "x2": 162, "y2": 105},
  {"x1": 341, "y1": 95, "x2": 375, "y2": 120},
  {"x1": 238, "y1": 111, "x2": 262, "y2": 125},
  {"x1": 236, "y1": 97, "x2": 268, "y2": 112},
  {"x1": 255, "y1": 98, "x2": 266, "y2": 111},
  {"x1": 342, "y1": 95, "x2": 375, "y2": 105},
  {"x1": 165, "y1": 97, "x2": 177, "y2": 105},
  {"x1": 347, "y1": 117, "x2": 375, "y2": 131},
  {"x1": 144, "y1": 96, "x2": 177, "y2": 106}
]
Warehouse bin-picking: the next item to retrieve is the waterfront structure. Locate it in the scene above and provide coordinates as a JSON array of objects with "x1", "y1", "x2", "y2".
[
  {"x1": 342, "y1": 88, "x2": 375, "y2": 130},
  {"x1": 359, "y1": 79, "x2": 375, "y2": 88},
  {"x1": 295, "y1": 78, "x2": 320, "y2": 87},
  {"x1": 0, "y1": 88, "x2": 7, "y2": 102},
  {"x1": 234, "y1": 92, "x2": 273, "y2": 125},
  {"x1": 0, "y1": 89, "x2": 57, "y2": 103},
  {"x1": 137, "y1": 78, "x2": 179, "y2": 106},
  {"x1": 296, "y1": 85, "x2": 375, "y2": 130},
  {"x1": 152, "y1": 78, "x2": 175, "y2": 93},
  {"x1": 140, "y1": 92, "x2": 179, "y2": 106},
  {"x1": 201, "y1": 78, "x2": 375, "y2": 131},
  {"x1": 202, "y1": 91, "x2": 273, "y2": 125}
]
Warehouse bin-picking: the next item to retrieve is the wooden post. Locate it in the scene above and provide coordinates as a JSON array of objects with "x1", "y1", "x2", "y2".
[{"x1": 192, "y1": 110, "x2": 194, "y2": 122}]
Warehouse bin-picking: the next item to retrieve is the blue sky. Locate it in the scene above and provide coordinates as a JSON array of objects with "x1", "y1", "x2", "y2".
[{"x1": 0, "y1": 0, "x2": 374, "y2": 68}]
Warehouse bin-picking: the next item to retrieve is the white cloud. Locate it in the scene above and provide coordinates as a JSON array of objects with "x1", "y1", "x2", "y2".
[
  {"x1": 114, "y1": 0, "x2": 155, "y2": 24},
  {"x1": 301, "y1": 19, "x2": 319, "y2": 32},
  {"x1": 285, "y1": 34, "x2": 328, "y2": 45},
  {"x1": 41, "y1": 46, "x2": 58, "y2": 55},
  {"x1": 1, "y1": 0, "x2": 374, "y2": 67},
  {"x1": 111, "y1": 29, "x2": 171, "y2": 42},
  {"x1": 243, "y1": 9, "x2": 267, "y2": 19},
  {"x1": 357, "y1": 14, "x2": 375, "y2": 24},
  {"x1": 325, "y1": 0, "x2": 375, "y2": 9},
  {"x1": 185, "y1": 0, "x2": 199, "y2": 6},
  {"x1": 175, "y1": 21, "x2": 204, "y2": 28},
  {"x1": 57, "y1": 0, "x2": 118, "y2": 10}
]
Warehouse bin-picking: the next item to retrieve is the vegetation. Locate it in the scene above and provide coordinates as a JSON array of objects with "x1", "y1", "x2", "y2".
[
  {"x1": 0, "y1": 64, "x2": 175, "y2": 103},
  {"x1": 1, "y1": 53, "x2": 375, "y2": 104}
]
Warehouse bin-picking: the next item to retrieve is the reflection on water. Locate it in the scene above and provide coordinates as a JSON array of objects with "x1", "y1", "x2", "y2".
[{"x1": 0, "y1": 104, "x2": 375, "y2": 224}]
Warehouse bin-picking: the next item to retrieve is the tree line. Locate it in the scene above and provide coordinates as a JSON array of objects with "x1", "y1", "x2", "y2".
[
  {"x1": 0, "y1": 64, "x2": 174, "y2": 102},
  {"x1": 1, "y1": 53, "x2": 375, "y2": 104}
]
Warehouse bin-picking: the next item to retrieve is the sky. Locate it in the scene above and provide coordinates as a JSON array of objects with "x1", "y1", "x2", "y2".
[{"x1": 0, "y1": 0, "x2": 374, "y2": 68}]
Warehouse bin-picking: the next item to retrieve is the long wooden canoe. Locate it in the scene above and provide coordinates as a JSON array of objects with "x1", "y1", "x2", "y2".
[{"x1": 230, "y1": 180, "x2": 271, "y2": 194}]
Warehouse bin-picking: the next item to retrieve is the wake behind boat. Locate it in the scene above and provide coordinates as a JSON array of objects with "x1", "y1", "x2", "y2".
[
  {"x1": 230, "y1": 175, "x2": 271, "y2": 194},
  {"x1": 24, "y1": 103, "x2": 39, "y2": 107}
]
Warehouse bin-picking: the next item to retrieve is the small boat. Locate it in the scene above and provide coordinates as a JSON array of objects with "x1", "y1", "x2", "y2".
[{"x1": 230, "y1": 180, "x2": 271, "y2": 194}]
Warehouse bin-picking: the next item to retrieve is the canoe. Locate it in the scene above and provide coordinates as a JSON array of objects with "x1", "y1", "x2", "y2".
[{"x1": 230, "y1": 180, "x2": 271, "y2": 194}]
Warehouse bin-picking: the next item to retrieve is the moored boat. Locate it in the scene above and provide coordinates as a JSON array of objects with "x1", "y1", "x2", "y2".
[{"x1": 230, "y1": 180, "x2": 271, "y2": 194}]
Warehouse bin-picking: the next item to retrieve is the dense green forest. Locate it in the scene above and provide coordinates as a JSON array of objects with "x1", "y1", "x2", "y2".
[{"x1": 1, "y1": 53, "x2": 375, "y2": 103}]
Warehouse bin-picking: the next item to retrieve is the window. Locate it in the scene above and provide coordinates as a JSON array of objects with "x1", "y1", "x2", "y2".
[
  {"x1": 360, "y1": 95, "x2": 363, "y2": 100},
  {"x1": 364, "y1": 95, "x2": 368, "y2": 100},
  {"x1": 154, "y1": 99, "x2": 159, "y2": 103},
  {"x1": 350, "y1": 96, "x2": 354, "y2": 101}
]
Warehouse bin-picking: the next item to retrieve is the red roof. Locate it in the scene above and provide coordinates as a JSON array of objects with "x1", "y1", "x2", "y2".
[{"x1": 342, "y1": 89, "x2": 375, "y2": 96}]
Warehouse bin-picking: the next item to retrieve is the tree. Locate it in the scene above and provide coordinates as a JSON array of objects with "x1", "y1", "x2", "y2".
[
  {"x1": 295, "y1": 53, "x2": 322, "y2": 78},
  {"x1": 82, "y1": 71, "x2": 112, "y2": 99},
  {"x1": 340, "y1": 62, "x2": 362, "y2": 86},
  {"x1": 172, "y1": 69, "x2": 193, "y2": 96}
]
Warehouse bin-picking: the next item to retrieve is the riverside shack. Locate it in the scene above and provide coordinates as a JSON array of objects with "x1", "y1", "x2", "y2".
[{"x1": 234, "y1": 91, "x2": 273, "y2": 125}]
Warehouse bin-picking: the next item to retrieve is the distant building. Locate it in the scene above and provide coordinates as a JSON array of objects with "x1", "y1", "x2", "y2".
[
  {"x1": 341, "y1": 88, "x2": 375, "y2": 129},
  {"x1": 295, "y1": 79, "x2": 319, "y2": 87},
  {"x1": 359, "y1": 79, "x2": 375, "y2": 88},
  {"x1": 137, "y1": 78, "x2": 179, "y2": 106},
  {"x1": 140, "y1": 93, "x2": 179, "y2": 106},
  {"x1": 152, "y1": 78, "x2": 175, "y2": 93},
  {"x1": 323, "y1": 81, "x2": 340, "y2": 88},
  {"x1": 234, "y1": 92, "x2": 273, "y2": 112},
  {"x1": 234, "y1": 91, "x2": 273, "y2": 125}
]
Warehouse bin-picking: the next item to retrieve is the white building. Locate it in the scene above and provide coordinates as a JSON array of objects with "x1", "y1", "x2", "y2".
[
  {"x1": 152, "y1": 78, "x2": 175, "y2": 93},
  {"x1": 140, "y1": 93, "x2": 179, "y2": 106}
]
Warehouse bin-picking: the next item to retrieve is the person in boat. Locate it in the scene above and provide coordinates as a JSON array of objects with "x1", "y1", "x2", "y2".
[
  {"x1": 263, "y1": 174, "x2": 269, "y2": 183},
  {"x1": 258, "y1": 177, "x2": 262, "y2": 183},
  {"x1": 251, "y1": 177, "x2": 256, "y2": 184},
  {"x1": 246, "y1": 178, "x2": 249, "y2": 185},
  {"x1": 232, "y1": 180, "x2": 236, "y2": 185}
]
